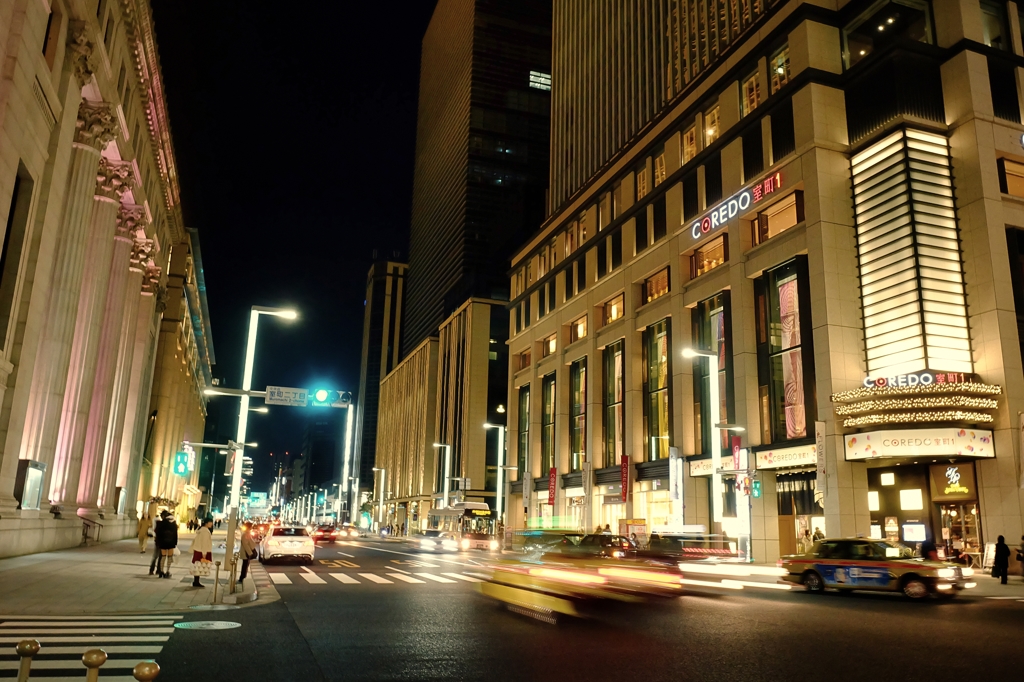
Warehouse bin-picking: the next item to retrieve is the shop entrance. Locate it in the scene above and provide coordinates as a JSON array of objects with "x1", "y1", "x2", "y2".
[
  {"x1": 937, "y1": 502, "x2": 981, "y2": 564},
  {"x1": 776, "y1": 471, "x2": 823, "y2": 552}
]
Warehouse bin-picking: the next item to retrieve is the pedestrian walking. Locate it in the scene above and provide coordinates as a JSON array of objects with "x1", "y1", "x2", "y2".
[
  {"x1": 812, "y1": 527, "x2": 824, "y2": 542},
  {"x1": 137, "y1": 513, "x2": 151, "y2": 553},
  {"x1": 238, "y1": 525, "x2": 258, "y2": 585},
  {"x1": 190, "y1": 517, "x2": 215, "y2": 588},
  {"x1": 152, "y1": 511, "x2": 177, "y2": 578},
  {"x1": 994, "y1": 535, "x2": 1011, "y2": 584},
  {"x1": 603, "y1": 524, "x2": 611, "y2": 533}
]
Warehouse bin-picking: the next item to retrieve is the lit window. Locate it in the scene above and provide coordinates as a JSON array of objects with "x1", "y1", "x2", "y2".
[
  {"x1": 754, "y1": 191, "x2": 804, "y2": 245},
  {"x1": 981, "y1": 0, "x2": 1009, "y2": 50},
  {"x1": 899, "y1": 489, "x2": 923, "y2": 511},
  {"x1": 643, "y1": 268, "x2": 670, "y2": 304},
  {"x1": 999, "y1": 159, "x2": 1024, "y2": 197},
  {"x1": 770, "y1": 46, "x2": 791, "y2": 93},
  {"x1": 682, "y1": 125, "x2": 697, "y2": 164},
  {"x1": 654, "y1": 149, "x2": 667, "y2": 186},
  {"x1": 705, "y1": 105, "x2": 720, "y2": 145},
  {"x1": 868, "y1": 491, "x2": 880, "y2": 511},
  {"x1": 612, "y1": 179, "x2": 624, "y2": 218},
  {"x1": 636, "y1": 166, "x2": 649, "y2": 200},
  {"x1": 880, "y1": 472, "x2": 895, "y2": 486},
  {"x1": 598, "y1": 192, "x2": 611, "y2": 230},
  {"x1": 570, "y1": 315, "x2": 587, "y2": 343},
  {"x1": 529, "y1": 70, "x2": 552, "y2": 91},
  {"x1": 741, "y1": 71, "x2": 760, "y2": 117},
  {"x1": 603, "y1": 294, "x2": 624, "y2": 325},
  {"x1": 690, "y1": 235, "x2": 727, "y2": 279},
  {"x1": 542, "y1": 333, "x2": 557, "y2": 357},
  {"x1": 517, "y1": 349, "x2": 532, "y2": 370}
]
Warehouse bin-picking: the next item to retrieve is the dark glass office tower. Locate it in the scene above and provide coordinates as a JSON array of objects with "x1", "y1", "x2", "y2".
[{"x1": 402, "y1": 0, "x2": 552, "y2": 357}]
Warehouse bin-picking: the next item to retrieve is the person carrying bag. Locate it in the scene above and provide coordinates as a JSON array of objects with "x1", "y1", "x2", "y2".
[{"x1": 189, "y1": 518, "x2": 215, "y2": 588}]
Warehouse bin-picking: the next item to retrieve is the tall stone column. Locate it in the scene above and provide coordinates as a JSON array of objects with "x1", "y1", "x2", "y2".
[
  {"x1": 21, "y1": 102, "x2": 118, "y2": 513},
  {"x1": 105, "y1": 239, "x2": 151, "y2": 516},
  {"x1": 79, "y1": 206, "x2": 143, "y2": 516},
  {"x1": 51, "y1": 160, "x2": 133, "y2": 512}
]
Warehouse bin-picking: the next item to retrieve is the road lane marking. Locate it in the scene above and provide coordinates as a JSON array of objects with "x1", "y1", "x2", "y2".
[
  {"x1": 329, "y1": 573, "x2": 359, "y2": 584},
  {"x1": 0, "y1": 659, "x2": 147, "y2": 670},
  {"x1": 0, "y1": 628, "x2": 174, "y2": 634},
  {"x1": 356, "y1": 544, "x2": 482, "y2": 568},
  {"x1": 0, "y1": 615, "x2": 182, "y2": 620},
  {"x1": 300, "y1": 573, "x2": 327, "y2": 584},
  {"x1": 388, "y1": 565, "x2": 411, "y2": 574},
  {"x1": 414, "y1": 573, "x2": 456, "y2": 583},
  {"x1": 268, "y1": 573, "x2": 292, "y2": 584},
  {"x1": 442, "y1": 572, "x2": 482, "y2": 582},
  {"x1": 20, "y1": 645, "x2": 163, "y2": 654},
  {"x1": 0, "y1": 620, "x2": 176, "y2": 628},
  {"x1": 359, "y1": 573, "x2": 393, "y2": 584},
  {"x1": 387, "y1": 573, "x2": 425, "y2": 583},
  {"x1": 0, "y1": 636, "x2": 169, "y2": 643},
  {"x1": 336, "y1": 551, "x2": 355, "y2": 557}
]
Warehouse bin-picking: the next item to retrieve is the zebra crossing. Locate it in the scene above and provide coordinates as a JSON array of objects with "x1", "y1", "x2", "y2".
[
  {"x1": 267, "y1": 569, "x2": 484, "y2": 586},
  {"x1": 0, "y1": 614, "x2": 177, "y2": 681}
]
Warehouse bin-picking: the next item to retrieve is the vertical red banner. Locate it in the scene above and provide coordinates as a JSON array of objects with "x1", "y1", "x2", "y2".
[
  {"x1": 620, "y1": 455, "x2": 629, "y2": 502},
  {"x1": 548, "y1": 467, "x2": 556, "y2": 506},
  {"x1": 732, "y1": 436, "x2": 741, "y2": 471}
]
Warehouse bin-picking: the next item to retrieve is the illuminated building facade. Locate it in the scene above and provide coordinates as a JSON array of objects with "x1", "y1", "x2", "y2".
[
  {"x1": 0, "y1": 0, "x2": 213, "y2": 557},
  {"x1": 507, "y1": 0, "x2": 1024, "y2": 563}
]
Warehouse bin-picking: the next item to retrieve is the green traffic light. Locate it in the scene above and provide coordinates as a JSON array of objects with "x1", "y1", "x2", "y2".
[{"x1": 314, "y1": 389, "x2": 329, "y2": 402}]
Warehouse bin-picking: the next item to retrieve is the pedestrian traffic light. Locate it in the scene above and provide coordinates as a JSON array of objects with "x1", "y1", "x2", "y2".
[
  {"x1": 308, "y1": 389, "x2": 353, "y2": 408},
  {"x1": 752, "y1": 480, "x2": 762, "y2": 498}
]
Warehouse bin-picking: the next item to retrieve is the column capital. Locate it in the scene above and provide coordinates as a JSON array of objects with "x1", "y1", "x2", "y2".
[
  {"x1": 116, "y1": 203, "x2": 146, "y2": 238},
  {"x1": 75, "y1": 101, "x2": 119, "y2": 150},
  {"x1": 66, "y1": 20, "x2": 95, "y2": 88},
  {"x1": 143, "y1": 265, "x2": 163, "y2": 296},
  {"x1": 130, "y1": 238, "x2": 154, "y2": 270},
  {"x1": 96, "y1": 158, "x2": 134, "y2": 201}
]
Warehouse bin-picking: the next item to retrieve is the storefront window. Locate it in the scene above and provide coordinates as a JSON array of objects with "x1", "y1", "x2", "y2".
[
  {"x1": 603, "y1": 340, "x2": 625, "y2": 470},
  {"x1": 643, "y1": 319, "x2": 672, "y2": 461},
  {"x1": 692, "y1": 292, "x2": 732, "y2": 456},
  {"x1": 603, "y1": 293, "x2": 624, "y2": 326},
  {"x1": 705, "y1": 105, "x2": 720, "y2": 145},
  {"x1": 998, "y1": 159, "x2": 1024, "y2": 197},
  {"x1": 682, "y1": 125, "x2": 697, "y2": 164},
  {"x1": 569, "y1": 360, "x2": 586, "y2": 472},
  {"x1": 517, "y1": 385, "x2": 530, "y2": 479},
  {"x1": 541, "y1": 374, "x2": 556, "y2": 472},
  {"x1": 570, "y1": 315, "x2": 587, "y2": 343},
  {"x1": 690, "y1": 235, "x2": 728, "y2": 278},
  {"x1": 741, "y1": 70, "x2": 760, "y2": 117},
  {"x1": 754, "y1": 191, "x2": 803, "y2": 245},
  {"x1": 643, "y1": 267, "x2": 670, "y2": 304},
  {"x1": 755, "y1": 259, "x2": 815, "y2": 443}
]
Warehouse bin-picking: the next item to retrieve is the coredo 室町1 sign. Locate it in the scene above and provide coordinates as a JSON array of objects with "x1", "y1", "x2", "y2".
[{"x1": 688, "y1": 171, "x2": 783, "y2": 243}]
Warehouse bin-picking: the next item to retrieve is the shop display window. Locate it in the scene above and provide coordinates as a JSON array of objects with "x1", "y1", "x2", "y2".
[
  {"x1": 643, "y1": 318, "x2": 672, "y2": 461},
  {"x1": 603, "y1": 294, "x2": 624, "y2": 326},
  {"x1": 542, "y1": 333, "x2": 556, "y2": 357},
  {"x1": 643, "y1": 267, "x2": 670, "y2": 304},
  {"x1": 691, "y1": 292, "x2": 732, "y2": 456},
  {"x1": 569, "y1": 359, "x2": 586, "y2": 472},
  {"x1": 541, "y1": 375, "x2": 556, "y2": 472},
  {"x1": 570, "y1": 315, "x2": 587, "y2": 343},
  {"x1": 998, "y1": 158, "x2": 1024, "y2": 197},
  {"x1": 690, "y1": 235, "x2": 728, "y2": 279},
  {"x1": 517, "y1": 385, "x2": 530, "y2": 479},
  {"x1": 603, "y1": 340, "x2": 625, "y2": 471},
  {"x1": 754, "y1": 191, "x2": 803, "y2": 245}
]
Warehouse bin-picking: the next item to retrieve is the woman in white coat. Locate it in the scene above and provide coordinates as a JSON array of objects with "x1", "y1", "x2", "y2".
[{"x1": 189, "y1": 518, "x2": 214, "y2": 588}]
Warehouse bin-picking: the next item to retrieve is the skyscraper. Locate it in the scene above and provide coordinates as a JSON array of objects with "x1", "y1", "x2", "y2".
[{"x1": 402, "y1": 0, "x2": 552, "y2": 356}]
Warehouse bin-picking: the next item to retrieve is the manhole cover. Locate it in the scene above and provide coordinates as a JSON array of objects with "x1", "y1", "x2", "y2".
[
  {"x1": 174, "y1": 621, "x2": 241, "y2": 630},
  {"x1": 189, "y1": 605, "x2": 239, "y2": 611}
]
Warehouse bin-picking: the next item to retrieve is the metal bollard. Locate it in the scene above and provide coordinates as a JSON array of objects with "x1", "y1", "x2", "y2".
[
  {"x1": 213, "y1": 560, "x2": 221, "y2": 603},
  {"x1": 133, "y1": 660, "x2": 160, "y2": 681},
  {"x1": 82, "y1": 649, "x2": 107, "y2": 682},
  {"x1": 15, "y1": 639, "x2": 40, "y2": 682}
]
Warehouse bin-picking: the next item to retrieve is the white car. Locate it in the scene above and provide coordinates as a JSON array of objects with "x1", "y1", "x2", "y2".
[{"x1": 260, "y1": 526, "x2": 315, "y2": 564}]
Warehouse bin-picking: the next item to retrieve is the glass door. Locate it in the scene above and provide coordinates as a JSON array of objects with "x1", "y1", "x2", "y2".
[{"x1": 938, "y1": 503, "x2": 981, "y2": 564}]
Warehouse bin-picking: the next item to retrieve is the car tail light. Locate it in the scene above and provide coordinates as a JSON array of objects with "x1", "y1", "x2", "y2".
[{"x1": 460, "y1": 539, "x2": 471, "y2": 550}]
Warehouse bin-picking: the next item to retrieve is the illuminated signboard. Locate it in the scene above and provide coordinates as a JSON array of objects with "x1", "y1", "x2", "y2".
[
  {"x1": 861, "y1": 370, "x2": 974, "y2": 389},
  {"x1": 844, "y1": 428, "x2": 994, "y2": 461},
  {"x1": 173, "y1": 451, "x2": 189, "y2": 477},
  {"x1": 688, "y1": 171, "x2": 783, "y2": 242}
]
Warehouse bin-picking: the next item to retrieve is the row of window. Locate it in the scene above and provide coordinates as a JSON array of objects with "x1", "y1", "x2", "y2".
[{"x1": 514, "y1": 258, "x2": 815, "y2": 479}]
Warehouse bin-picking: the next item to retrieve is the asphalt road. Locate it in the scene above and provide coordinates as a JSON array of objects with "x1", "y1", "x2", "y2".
[{"x1": 148, "y1": 540, "x2": 1024, "y2": 682}]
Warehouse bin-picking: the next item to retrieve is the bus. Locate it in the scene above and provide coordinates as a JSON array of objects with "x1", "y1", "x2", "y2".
[{"x1": 421, "y1": 502, "x2": 499, "y2": 552}]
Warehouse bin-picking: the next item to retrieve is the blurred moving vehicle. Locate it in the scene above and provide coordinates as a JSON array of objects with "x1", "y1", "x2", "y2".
[
  {"x1": 419, "y1": 502, "x2": 500, "y2": 552},
  {"x1": 312, "y1": 524, "x2": 340, "y2": 544},
  {"x1": 340, "y1": 523, "x2": 362, "y2": 539},
  {"x1": 779, "y1": 538, "x2": 976, "y2": 599},
  {"x1": 554, "y1": 534, "x2": 637, "y2": 559},
  {"x1": 260, "y1": 526, "x2": 315, "y2": 565}
]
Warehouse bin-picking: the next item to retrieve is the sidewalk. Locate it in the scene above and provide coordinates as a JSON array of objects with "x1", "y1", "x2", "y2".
[{"x1": 0, "y1": 529, "x2": 279, "y2": 615}]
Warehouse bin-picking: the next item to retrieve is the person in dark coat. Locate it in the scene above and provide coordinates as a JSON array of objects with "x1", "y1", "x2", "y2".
[
  {"x1": 153, "y1": 511, "x2": 178, "y2": 579},
  {"x1": 994, "y1": 535, "x2": 1011, "y2": 585}
]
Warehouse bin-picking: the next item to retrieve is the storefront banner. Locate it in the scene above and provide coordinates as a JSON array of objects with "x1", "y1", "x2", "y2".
[
  {"x1": 523, "y1": 471, "x2": 531, "y2": 514},
  {"x1": 732, "y1": 437, "x2": 742, "y2": 471},
  {"x1": 815, "y1": 421, "x2": 826, "y2": 503},
  {"x1": 755, "y1": 443, "x2": 817, "y2": 470},
  {"x1": 689, "y1": 458, "x2": 714, "y2": 477},
  {"x1": 548, "y1": 467, "x2": 556, "y2": 506},
  {"x1": 620, "y1": 455, "x2": 629, "y2": 502},
  {"x1": 669, "y1": 447, "x2": 681, "y2": 501},
  {"x1": 844, "y1": 428, "x2": 994, "y2": 460},
  {"x1": 582, "y1": 459, "x2": 593, "y2": 499},
  {"x1": 929, "y1": 462, "x2": 977, "y2": 502}
]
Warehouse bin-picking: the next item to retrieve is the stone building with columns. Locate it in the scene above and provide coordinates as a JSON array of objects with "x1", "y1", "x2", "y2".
[
  {"x1": 507, "y1": 0, "x2": 1024, "y2": 565},
  {"x1": 0, "y1": 0, "x2": 214, "y2": 557}
]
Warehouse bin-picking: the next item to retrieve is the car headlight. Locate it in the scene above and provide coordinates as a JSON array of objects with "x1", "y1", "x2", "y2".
[
  {"x1": 937, "y1": 567, "x2": 956, "y2": 579},
  {"x1": 489, "y1": 540, "x2": 499, "y2": 551},
  {"x1": 961, "y1": 567, "x2": 974, "y2": 578},
  {"x1": 441, "y1": 539, "x2": 458, "y2": 550},
  {"x1": 420, "y1": 539, "x2": 437, "y2": 549},
  {"x1": 460, "y1": 539, "x2": 471, "y2": 550},
  {"x1": 612, "y1": 550, "x2": 624, "y2": 558}
]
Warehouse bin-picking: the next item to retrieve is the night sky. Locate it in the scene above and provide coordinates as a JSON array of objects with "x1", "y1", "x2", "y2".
[{"x1": 150, "y1": 2, "x2": 437, "y2": 492}]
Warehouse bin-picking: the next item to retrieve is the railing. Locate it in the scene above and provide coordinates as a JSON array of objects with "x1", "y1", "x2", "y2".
[
  {"x1": 80, "y1": 517, "x2": 103, "y2": 545},
  {"x1": 15, "y1": 640, "x2": 159, "y2": 681}
]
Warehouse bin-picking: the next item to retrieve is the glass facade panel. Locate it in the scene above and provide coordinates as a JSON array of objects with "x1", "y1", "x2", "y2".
[
  {"x1": 692, "y1": 292, "x2": 732, "y2": 456},
  {"x1": 770, "y1": 45, "x2": 791, "y2": 93},
  {"x1": 541, "y1": 374, "x2": 556, "y2": 473},
  {"x1": 643, "y1": 319, "x2": 672, "y2": 461},
  {"x1": 570, "y1": 359, "x2": 586, "y2": 472},
  {"x1": 517, "y1": 385, "x2": 530, "y2": 478},
  {"x1": 603, "y1": 340, "x2": 624, "y2": 471}
]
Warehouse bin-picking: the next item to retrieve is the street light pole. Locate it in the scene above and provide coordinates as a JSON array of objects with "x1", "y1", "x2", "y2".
[
  {"x1": 372, "y1": 467, "x2": 386, "y2": 531},
  {"x1": 484, "y1": 424, "x2": 506, "y2": 523},
  {"x1": 433, "y1": 443, "x2": 451, "y2": 508}
]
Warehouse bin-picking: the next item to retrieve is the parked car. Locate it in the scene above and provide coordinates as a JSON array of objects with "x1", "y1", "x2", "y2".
[{"x1": 260, "y1": 526, "x2": 315, "y2": 565}]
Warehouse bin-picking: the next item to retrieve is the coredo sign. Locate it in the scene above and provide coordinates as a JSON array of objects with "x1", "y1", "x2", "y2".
[
  {"x1": 844, "y1": 428, "x2": 994, "y2": 460},
  {"x1": 620, "y1": 455, "x2": 629, "y2": 502},
  {"x1": 688, "y1": 171, "x2": 782, "y2": 244},
  {"x1": 861, "y1": 370, "x2": 973, "y2": 389},
  {"x1": 548, "y1": 467, "x2": 556, "y2": 505},
  {"x1": 689, "y1": 458, "x2": 714, "y2": 477},
  {"x1": 755, "y1": 443, "x2": 818, "y2": 470}
]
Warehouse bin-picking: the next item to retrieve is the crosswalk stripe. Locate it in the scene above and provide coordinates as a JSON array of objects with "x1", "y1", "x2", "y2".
[
  {"x1": 442, "y1": 572, "x2": 483, "y2": 582},
  {"x1": 0, "y1": 636, "x2": 169, "y2": 643},
  {"x1": 359, "y1": 573, "x2": 393, "y2": 584},
  {"x1": 330, "y1": 573, "x2": 359, "y2": 584},
  {"x1": 387, "y1": 573, "x2": 425, "y2": 583},
  {"x1": 0, "y1": 659, "x2": 147, "y2": 670},
  {"x1": 300, "y1": 573, "x2": 327, "y2": 584},
  {"x1": 20, "y1": 677, "x2": 138, "y2": 682},
  {"x1": 414, "y1": 573, "x2": 456, "y2": 583},
  {"x1": 0, "y1": 615, "x2": 182, "y2": 620},
  {"x1": 268, "y1": 573, "x2": 292, "y2": 584},
  {"x1": 0, "y1": 645, "x2": 162, "y2": 655},
  {"x1": 0, "y1": 620, "x2": 176, "y2": 628},
  {"x1": 3, "y1": 628, "x2": 173, "y2": 634}
]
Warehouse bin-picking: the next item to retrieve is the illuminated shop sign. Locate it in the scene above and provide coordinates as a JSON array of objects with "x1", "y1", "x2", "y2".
[
  {"x1": 929, "y1": 463, "x2": 976, "y2": 501},
  {"x1": 689, "y1": 172, "x2": 783, "y2": 241},
  {"x1": 844, "y1": 428, "x2": 994, "y2": 461},
  {"x1": 862, "y1": 370, "x2": 974, "y2": 389},
  {"x1": 754, "y1": 444, "x2": 817, "y2": 470}
]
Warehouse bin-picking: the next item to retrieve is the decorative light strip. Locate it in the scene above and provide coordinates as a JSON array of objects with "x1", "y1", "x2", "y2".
[
  {"x1": 850, "y1": 130, "x2": 972, "y2": 377},
  {"x1": 834, "y1": 396, "x2": 999, "y2": 415},
  {"x1": 842, "y1": 410, "x2": 994, "y2": 428},
  {"x1": 831, "y1": 381, "x2": 1002, "y2": 403}
]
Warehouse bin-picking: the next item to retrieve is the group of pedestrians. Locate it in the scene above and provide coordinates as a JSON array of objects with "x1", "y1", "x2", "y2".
[{"x1": 136, "y1": 511, "x2": 216, "y2": 587}]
